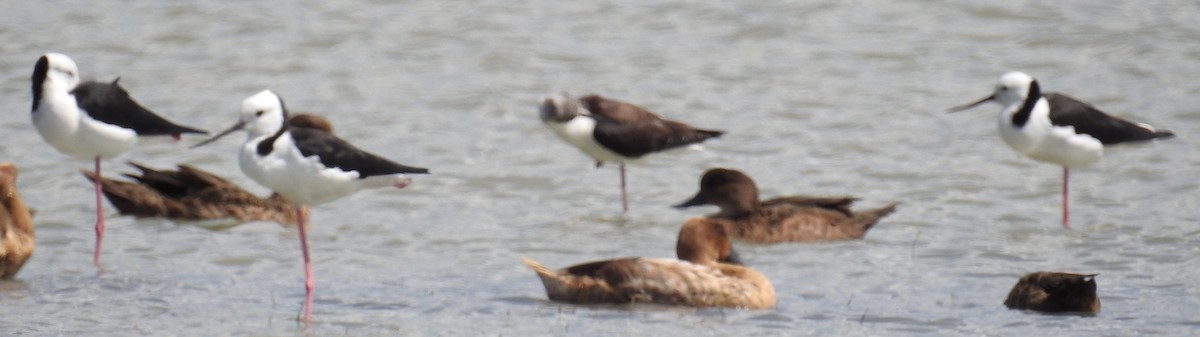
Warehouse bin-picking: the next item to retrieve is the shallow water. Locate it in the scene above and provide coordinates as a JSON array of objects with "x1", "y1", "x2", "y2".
[{"x1": 1, "y1": 1, "x2": 1198, "y2": 335}]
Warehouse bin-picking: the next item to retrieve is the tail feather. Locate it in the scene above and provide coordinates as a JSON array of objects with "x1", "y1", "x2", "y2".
[
  {"x1": 853, "y1": 202, "x2": 899, "y2": 232},
  {"x1": 522, "y1": 258, "x2": 555, "y2": 277},
  {"x1": 81, "y1": 170, "x2": 176, "y2": 217},
  {"x1": 1134, "y1": 122, "x2": 1175, "y2": 141}
]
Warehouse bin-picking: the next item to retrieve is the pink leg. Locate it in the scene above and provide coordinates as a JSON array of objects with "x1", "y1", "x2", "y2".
[
  {"x1": 619, "y1": 164, "x2": 629, "y2": 214},
  {"x1": 93, "y1": 157, "x2": 105, "y2": 269},
  {"x1": 296, "y1": 205, "x2": 314, "y2": 321},
  {"x1": 1062, "y1": 167, "x2": 1070, "y2": 230}
]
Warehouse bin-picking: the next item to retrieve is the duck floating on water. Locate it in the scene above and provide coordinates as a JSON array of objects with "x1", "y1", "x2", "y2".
[
  {"x1": 0, "y1": 163, "x2": 35, "y2": 279},
  {"x1": 82, "y1": 114, "x2": 336, "y2": 225},
  {"x1": 83, "y1": 162, "x2": 296, "y2": 225},
  {"x1": 675, "y1": 168, "x2": 897, "y2": 243},
  {"x1": 1004, "y1": 272, "x2": 1100, "y2": 315},
  {"x1": 523, "y1": 218, "x2": 775, "y2": 309}
]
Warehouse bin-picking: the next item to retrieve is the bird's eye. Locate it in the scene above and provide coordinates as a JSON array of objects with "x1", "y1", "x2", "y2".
[{"x1": 255, "y1": 110, "x2": 264, "y2": 117}]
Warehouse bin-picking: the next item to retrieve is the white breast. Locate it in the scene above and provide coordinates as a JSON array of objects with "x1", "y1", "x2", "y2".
[
  {"x1": 544, "y1": 115, "x2": 628, "y2": 163},
  {"x1": 239, "y1": 133, "x2": 363, "y2": 205},
  {"x1": 33, "y1": 91, "x2": 136, "y2": 160},
  {"x1": 997, "y1": 99, "x2": 1103, "y2": 168}
]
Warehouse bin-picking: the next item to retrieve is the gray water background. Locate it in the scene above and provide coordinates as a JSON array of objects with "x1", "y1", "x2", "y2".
[{"x1": 0, "y1": 1, "x2": 1198, "y2": 336}]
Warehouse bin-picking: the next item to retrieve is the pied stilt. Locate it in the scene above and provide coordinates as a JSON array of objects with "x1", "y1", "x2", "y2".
[{"x1": 948, "y1": 71, "x2": 1174, "y2": 229}]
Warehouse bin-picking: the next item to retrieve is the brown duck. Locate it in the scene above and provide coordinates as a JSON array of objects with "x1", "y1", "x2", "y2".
[
  {"x1": 79, "y1": 114, "x2": 335, "y2": 225},
  {"x1": 83, "y1": 162, "x2": 297, "y2": 225},
  {"x1": 0, "y1": 163, "x2": 35, "y2": 279},
  {"x1": 523, "y1": 218, "x2": 775, "y2": 309},
  {"x1": 675, "y1": 168, "x2": 898, "y2": 243},
  {"x1": 1004, "y1": 272, "x2": 1100, "y2": 314}
]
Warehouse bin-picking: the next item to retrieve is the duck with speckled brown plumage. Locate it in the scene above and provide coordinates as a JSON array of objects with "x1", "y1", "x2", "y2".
[
  {"x1": 0, "y1": 163, "x2": 35, "y2": 279},
  {"x1": 675, "y1": 168, "x2": 897, "y2": 243},
  {"x1": 1005, "y1": 272, "x2": 1100, "y2": 315},
  {"x1": 83, "y1": 162, "x2": 297, "y2": 225},
  {"x1": 523, "y1": 218, "x2": 775, "y2": 309},
  {"x1": 81, "y1": 114, "x2": 335, "y2": 225}
]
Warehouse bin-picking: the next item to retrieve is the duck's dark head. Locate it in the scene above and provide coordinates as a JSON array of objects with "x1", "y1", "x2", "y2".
[
  {"x1": 676, "y1": 218, "x2": 740, "y2": 266},
  {"x1": 675, "y1": 168, "x2": 760, "y2": 217}
]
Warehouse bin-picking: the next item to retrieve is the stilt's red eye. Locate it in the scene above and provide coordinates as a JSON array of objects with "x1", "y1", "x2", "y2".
[{"x1": 256, "y1": 110, "x2": 265, "y2": 117}]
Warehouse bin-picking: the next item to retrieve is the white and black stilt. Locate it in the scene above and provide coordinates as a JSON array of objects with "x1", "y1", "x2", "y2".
[
  {"x1": 192, "y1": 90, "x2": 428, "y2": 321},
  {"x1": 948, "y1": 71, "x2": 1174, "y2": 229},
  {"x1": 30, "y1": 53, "x2": 207, "y2": 268}
]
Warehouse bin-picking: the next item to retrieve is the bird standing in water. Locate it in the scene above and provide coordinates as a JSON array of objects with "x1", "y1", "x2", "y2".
[
  {"x1": 30, "y1": 53, "x2": 206, "y2": 268},
  {"x1": 949, "y1": 72, "x2": 1173, "y2": 229},
  {"x1": 539, "y1": 93, "x2": 722, "y2": 213},
  {"x1": 193, "y1": 90, "x2": 428, "y2": 321}
]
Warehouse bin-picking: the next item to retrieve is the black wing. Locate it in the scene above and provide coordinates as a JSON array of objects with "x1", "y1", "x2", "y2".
[
  {"x1": 288, "y1": 127, "x2": 429, "y2": 178},
  {"x1": 1045, "y1": 93, "x2": 1174, "y2": 145},
  {"x1": 71, "y1": 80, "x2": 207, "y2": 136},
  {"x1": 592, "y1": 119, "x2": 724, "y2": 158},
  {"x1": 580, "y1": 95, "x2": 723, "y2": 158}
]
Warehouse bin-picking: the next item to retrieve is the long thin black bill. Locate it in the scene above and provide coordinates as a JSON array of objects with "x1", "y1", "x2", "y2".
[
  {"x1": 190, "y1": 120, "x2": 245, "y2": 149},
  {"x1": 946, "y1": 94, "x2": 995, "y2": 113}
]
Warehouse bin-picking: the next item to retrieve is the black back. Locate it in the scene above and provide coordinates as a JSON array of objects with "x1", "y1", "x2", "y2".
[
  {"x1": 71, "y1": 80, "x2": 206, "y2": 136},
  {"x1": 1045, "y1": 93, "x2": 1175, "y2": 145},
  {"x1": 580, "y1": 95, "x2": 723, "y2": 158},
  {"x1": 282, "y1": 126, "x2": 429, "y2": 178}
]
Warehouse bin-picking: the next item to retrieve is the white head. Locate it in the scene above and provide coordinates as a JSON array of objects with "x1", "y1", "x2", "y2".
[
  {"x1": 947, "y1": 71, "x2": 1040, "y2": 113},
  {"x1": 191, "y1": 90, "x2": 289, "y2": 148},
  {"x1": 239, "y1": 90, "x2": 287, "y2": 137},
  {"x1": 992, "y1": 72, "x2": 1037, "y2": 107},
  {"x1": 32, "y1": 53, "x2": 80, "y2": 93}
]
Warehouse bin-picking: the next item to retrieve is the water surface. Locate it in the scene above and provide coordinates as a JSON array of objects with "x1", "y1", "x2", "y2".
[{"x1": 1, "y1": 1, "x2": 1198, "y2": 335}]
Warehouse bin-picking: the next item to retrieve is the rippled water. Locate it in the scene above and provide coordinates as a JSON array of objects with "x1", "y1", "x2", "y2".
[{"x1": 1, "y1": 1, "x2": 1198, "y2": 335}]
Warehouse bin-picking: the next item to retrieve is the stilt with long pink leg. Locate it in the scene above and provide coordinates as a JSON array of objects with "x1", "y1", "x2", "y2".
[
  {"x1": 92, "y1": 157, "x2": 106, "y2": 267},
  {"x1": 295, "y1": 206, "x2": 314, "y2": 320},
  {"x1": 193, "y1": 90, "x2": 427, "y2": 321},
  {"x1": 949, "y1": 71, "x2": 1173, "y2": 229},
  {"x1": 29, "y1": 53, "x2": 206, "y2": 268}
]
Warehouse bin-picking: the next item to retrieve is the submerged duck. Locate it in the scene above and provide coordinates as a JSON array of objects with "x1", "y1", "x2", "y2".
[
  {"x1": 80, "y1": 114, "x2": 336, "y2": 225},
  {"x1": 523, "y1": 218, "x2": 776, "y2": 309},
  {"x1": 1, "y1": 163, "x2": 35, "y2": 279},
  {"x1": 1004, "y1": 272, "x2": 1100, "y2": 314},
  {"x1": 675, "y1": 168, "x2": 898, "y2": 243}
]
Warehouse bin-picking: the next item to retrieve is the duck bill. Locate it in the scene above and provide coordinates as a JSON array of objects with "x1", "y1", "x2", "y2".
[
  {"x1": 190, "y1": 120, "x2": 245, "y2": 148},
  {"x1": 721, "y1": 247, "x2": 743, "y2": 266},
  {"x1": 673, "y1": 191, "x2": 709, "y2": 209},
  {"x1": 946, "y1": 94, "x2": 995, "y2": 113}
]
